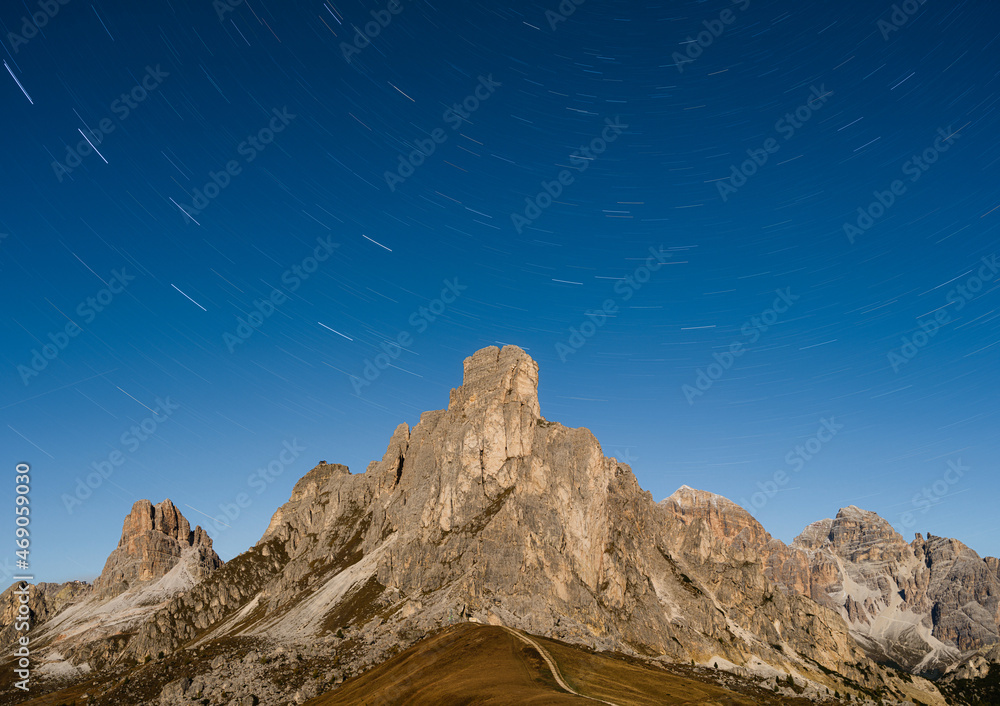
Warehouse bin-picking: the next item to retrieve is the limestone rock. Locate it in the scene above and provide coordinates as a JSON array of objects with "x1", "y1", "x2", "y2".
[
  {"x1": 121, "y1": 345, "x2": 912, "y2": 699},
  {"x1": 16, "y1": 345, "x2": 980, "y2": 704},
  {"x1": 917, "y1": 534, "x2": 1000, "y2": 651},
  {"x1": 92, "y1": 498, "x2": 222, "y2": 600},
  {"x1": 941, "y1": 642, "x2": 1000, "y2": 681},
  {"x1": 0, "y1": 580, "x2": 88, "y2": 649},
  {"x1": 732, "y1": 506, "x2": 1000, "y2": 674},
  {"x1": 159, "y1": 676, "x2": 191, "y2": 705},
  {"x1": 0, "y1": 498, "x2": 224, "y2": 678}
]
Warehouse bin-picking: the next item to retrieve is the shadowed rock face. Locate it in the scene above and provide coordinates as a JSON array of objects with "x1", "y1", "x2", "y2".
[
  {"x1": 914, "y1": 534, "x2": 1000, "y2": 650},
  {"x1": 91, "y1": 499, "x2": 222, "y2": 599}
]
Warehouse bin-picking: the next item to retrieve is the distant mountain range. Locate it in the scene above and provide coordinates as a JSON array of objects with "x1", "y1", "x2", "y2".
[{"x1": 3, "y1": 345, "x2": 997, "y2": 705}]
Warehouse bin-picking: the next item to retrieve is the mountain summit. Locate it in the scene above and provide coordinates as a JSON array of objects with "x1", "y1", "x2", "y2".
[
  {"x1": 2, "y1": 346, "x2": 996, "y2": 704},
  {"x1": 0, "y1": 498, "x2": 221, "y2": 688},
  {"x1": 448, "y1": 343, "x2": 541, "y2": 418},
  {"x1": 112, "y1": 345, "x2": 931, "y2": 701},
  {"x1": 93, "y1": 498, "x2": 221, "y2": 599}
]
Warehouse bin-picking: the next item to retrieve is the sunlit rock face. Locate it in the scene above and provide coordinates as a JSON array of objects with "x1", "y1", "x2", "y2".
[
  {"x1": 13, "y1": 346, "x2": 970, "y2": 704},
  {"x1": 93, "y1": 498, "x2": 222, "y2": 600}
]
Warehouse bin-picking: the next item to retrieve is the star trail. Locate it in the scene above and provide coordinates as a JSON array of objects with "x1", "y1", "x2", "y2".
[{"x1": 1, "y1": 0, "x2": 998, "y2": 583}]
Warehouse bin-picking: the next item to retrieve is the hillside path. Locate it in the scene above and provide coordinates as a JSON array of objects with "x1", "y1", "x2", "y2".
[{"x1": 500, "y1": 626, "x2": 621, "y2": 705}]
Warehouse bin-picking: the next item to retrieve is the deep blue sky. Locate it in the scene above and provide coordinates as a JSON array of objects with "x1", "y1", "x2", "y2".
[{"x1": 2, "y1": 0, "x2": 998, "y2": 583}]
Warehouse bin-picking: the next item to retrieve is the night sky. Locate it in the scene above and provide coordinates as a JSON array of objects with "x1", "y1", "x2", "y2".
[{"x1": 2, "y1": 0, "x2": 998, "y2": 583}]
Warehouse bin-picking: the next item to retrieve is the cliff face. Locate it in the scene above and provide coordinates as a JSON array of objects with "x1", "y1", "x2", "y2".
[
  {"x1": 0, "y1": 498, "x2": 223, "y2": 678},
  {"x1": 675, "y1": 500, "x2": 1000, "y2": 675},
  {"x1": 117, "y1": 345, "x2": 926, "y2": 701},
  {"x1": 912, "y1": 534, "x2": 1000, "y2": 652},
  {"x1": 0, "y1": 580, "x2": 89, "y2": 652},
  {"x1": 14, "y1": 346, "x2": 997, "y2": 704},
  {"x1": 659, "y1": 481, "x2": 1000, "y2": 675},
  {"x1": 91, "y1": 498, "x2": 221, "y2": 600}
]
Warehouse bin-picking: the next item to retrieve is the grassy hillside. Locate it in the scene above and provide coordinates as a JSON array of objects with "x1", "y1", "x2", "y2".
[{"x1": 307, "y1": 623, "x2": 845, "y2": 705}]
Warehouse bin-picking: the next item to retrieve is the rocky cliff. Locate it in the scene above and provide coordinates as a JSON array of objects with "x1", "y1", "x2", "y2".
[
  {"x1": 0, "y1": 498, "x2": 222, "y2": 683},
  {"x1": 659, "y1": 478, "x2": 1000, "y2": 677},
  {"x1": 781, "y1": 509, "x2": 1000, "y2": 675},
  {"x1": 0, "y1": 580, "x2": 89, "y2": 653},
  {"x1": 107, "y1": 346, "x2": 937, "y2": 704},
  {"x1": 9, "y1": 346, "x2": 998, "y2": 705},
  {"x1": 91, "y1": 498, "x2": 221, "y2": 600}
]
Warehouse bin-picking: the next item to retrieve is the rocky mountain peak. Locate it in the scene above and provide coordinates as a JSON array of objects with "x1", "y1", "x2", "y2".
[
  {"x1": 119, "y1": 498, "x2": 185, "y2": 544},
  {"x1": 665, "y1": 484, "x2": 738, "y2": 509},
  {"x1": 779, "y1": 506, "x2": 1000, "y2": 668},
  {"x1": 661, "y1": 485, "x2": 782, "y2": 567},
  {"x1": 826, "y1": 504, "x2": 907, "y2": 562},
  {"x1": 447, "y1": 345, "x2": 540, "y2": 420},
  {"x1": 17, "y1": 346, "x2": 990, "y2": 705},
  {"x1": 91, "y1": 499, "x2": 221, "y2": 599},
  {"x1": 792, "y1": 518, "x2": 835, "y2": 549}
]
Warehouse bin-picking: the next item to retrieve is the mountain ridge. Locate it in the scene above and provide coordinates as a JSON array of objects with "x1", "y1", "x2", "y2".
[{"x1": 3, "y1": 345, "x2": 996, "y2": 705}]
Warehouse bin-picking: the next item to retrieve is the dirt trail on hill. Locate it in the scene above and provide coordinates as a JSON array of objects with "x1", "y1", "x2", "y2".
[{"x1": 500, "y1": 626, "x2": 621, "y2": 705}]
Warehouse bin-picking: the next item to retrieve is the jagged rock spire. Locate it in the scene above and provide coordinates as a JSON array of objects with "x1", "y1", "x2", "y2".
[
  {"x1": 92, "y1": 499, "x2": 221, "y2": 599},
  {"x1": 448, "y1": 345, "x2": 540, "y2": 420}
]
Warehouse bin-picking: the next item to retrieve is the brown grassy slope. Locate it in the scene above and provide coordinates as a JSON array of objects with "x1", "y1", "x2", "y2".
[
  {"x1": 307, "y1": 622, "x2": 584, "y2": 705},
  {"x1": 307, "y1": 623, "x2": 843, "y2": 706}
]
